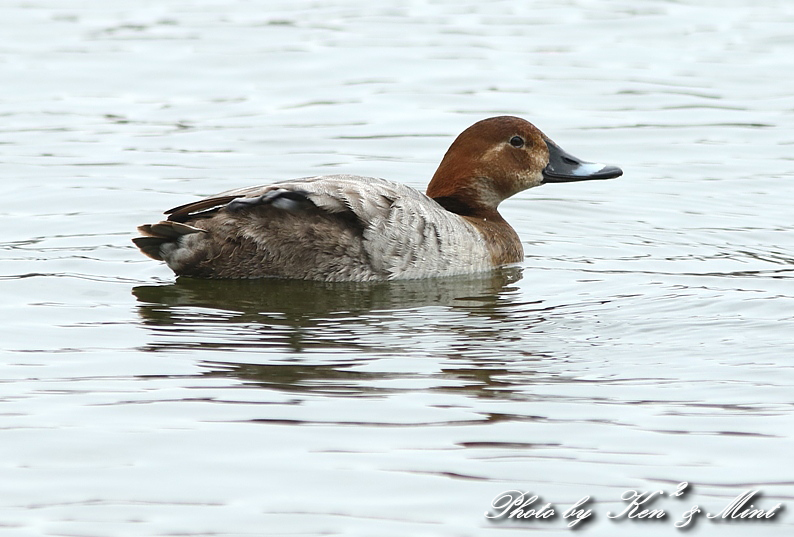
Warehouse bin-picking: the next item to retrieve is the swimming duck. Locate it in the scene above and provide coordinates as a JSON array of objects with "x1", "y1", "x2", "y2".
[{"x1": 133, "y1": 116, "x2": 622, "y2": 281}]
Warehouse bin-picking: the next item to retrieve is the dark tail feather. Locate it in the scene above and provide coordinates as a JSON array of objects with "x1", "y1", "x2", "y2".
[
  {"x1": 132, "y1": 236, "x2": 167, "y2": 260},
  {"x1": 132, "y1": 221, "x2": 205, "y2": 261}
]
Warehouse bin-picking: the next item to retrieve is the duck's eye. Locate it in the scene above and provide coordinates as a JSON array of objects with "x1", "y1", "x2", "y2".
[{"x1": 509, "y1": 135, "x2": 525, "y2": 148}]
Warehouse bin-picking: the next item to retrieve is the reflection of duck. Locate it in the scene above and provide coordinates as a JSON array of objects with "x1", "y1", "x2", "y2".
[
  {"x1": 132, "y1": 270, "x2": 566, "y2": 401},
  {"x1": 200, "y1": 359, "x2": 543, "y2": 404},
  {"x1": 133, "y1": 116, "x2": 621, "y2": 281},
  {"x1": 133, "y1": 267, "x2": 523, "y2": 320},
  {"x1": 132, "y1": 268, "x2": 534, "y2": 353}
]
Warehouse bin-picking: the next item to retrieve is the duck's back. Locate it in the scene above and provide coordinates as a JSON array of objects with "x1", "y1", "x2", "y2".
[{"x1": 133, "y1": 175, "x2": 495, "y2": 281}]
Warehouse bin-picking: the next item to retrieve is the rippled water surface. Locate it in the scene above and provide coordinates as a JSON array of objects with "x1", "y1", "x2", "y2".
[{"x1": 2, "y1": 1, "x2": 793, "y2": 536}]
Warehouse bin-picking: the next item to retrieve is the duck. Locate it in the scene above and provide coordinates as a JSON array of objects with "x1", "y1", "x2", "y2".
[{"x1": 133, "y1": 116, "x2": 622, "y2": 281}]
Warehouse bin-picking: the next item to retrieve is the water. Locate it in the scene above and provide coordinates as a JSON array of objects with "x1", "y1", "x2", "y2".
[{"x1": 2, "y1": 1, "x2": 793, "y2": 536}]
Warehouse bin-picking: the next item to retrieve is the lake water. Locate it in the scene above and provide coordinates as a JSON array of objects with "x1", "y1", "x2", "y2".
[{"x1": 2, "y1": 1, "x2": 793, "y2": 536}]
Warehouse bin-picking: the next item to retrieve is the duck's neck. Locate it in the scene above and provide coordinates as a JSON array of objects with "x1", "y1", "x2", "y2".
[
  {"x1": 431, "y1": 193, "x2": 485, "y2": 218},
  {"x1": 428, "y1": 173, "x2": 505, "y2": 217}
]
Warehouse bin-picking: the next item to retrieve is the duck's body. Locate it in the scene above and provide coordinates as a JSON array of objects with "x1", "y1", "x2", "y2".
[
  {"x1": 137, "y1": 175, "x2": 506, "y2": 281},
  {"x1": 134, "y1": 116, "x2": 621, "y2": 281}
]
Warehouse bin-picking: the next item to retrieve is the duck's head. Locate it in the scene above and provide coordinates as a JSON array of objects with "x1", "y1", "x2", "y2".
[{"x1": 426, "y1": 116, "x2": 622, "y2": 218}]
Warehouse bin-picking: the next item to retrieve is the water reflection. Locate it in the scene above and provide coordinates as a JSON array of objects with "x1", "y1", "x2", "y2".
[
  {"x1": 133, "y1": 266, "x2": 524, "y2": 320},
  {"x1": 132, "y1": 266, "x2": 543, "y2": 354},
  {"x1": 132, "y1": 266, "x2": 563, "y2": 402},
  {"x1": 198, "y1": 356, "x2": 554, "y2": 404}
]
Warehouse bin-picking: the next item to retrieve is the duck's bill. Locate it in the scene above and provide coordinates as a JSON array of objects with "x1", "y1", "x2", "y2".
[{"x1": 542, "y1": 139, "x2": 623, "y2": 183}]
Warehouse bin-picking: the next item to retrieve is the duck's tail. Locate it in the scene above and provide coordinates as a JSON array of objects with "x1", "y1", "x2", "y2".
[{"x1": 132, "y1": 221, "x2": 206, "y2": 261}]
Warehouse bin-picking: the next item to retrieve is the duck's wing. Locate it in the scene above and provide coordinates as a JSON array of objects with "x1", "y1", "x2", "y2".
[{"x1": 164, "y1": 175, "x2": 390, "y2": 222}]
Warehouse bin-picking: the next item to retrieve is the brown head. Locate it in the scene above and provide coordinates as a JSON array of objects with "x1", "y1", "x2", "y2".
[{"x1": 426, "y1": 116, "x2": 622, "y2": 219}]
